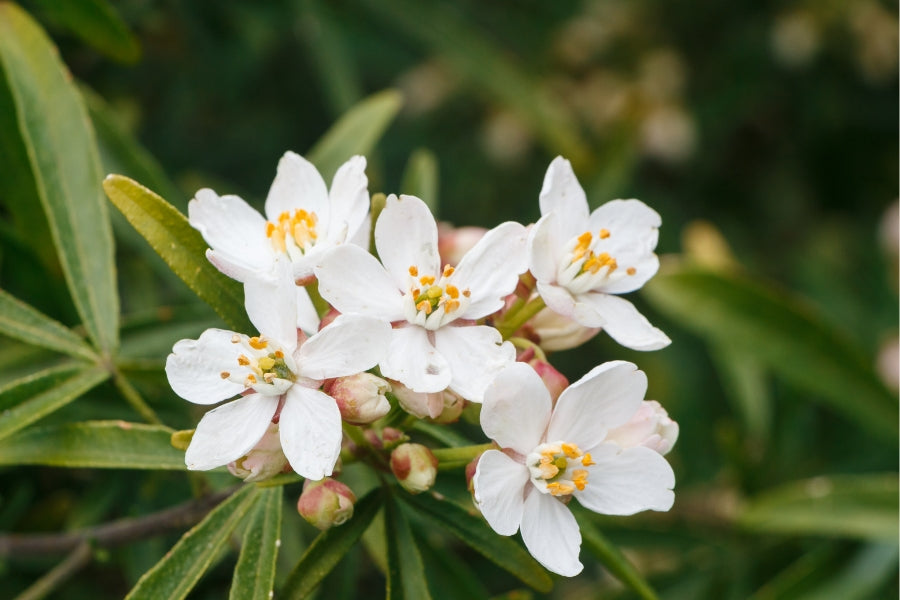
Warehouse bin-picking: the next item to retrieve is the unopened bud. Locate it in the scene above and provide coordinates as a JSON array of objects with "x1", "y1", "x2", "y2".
[
  {"x1": 390, "y1": 443, "x2": 438, "y2": 494},
  {"x1": 227, "y1": 423, "x2": 289, "y2": 482},
  {"x1": 325, "y1": 373, "x2": 391, "y2": 425},
  {"x1": 528, "y1": 359, "x2": 569, "y2": 404},
  {"x1": 438, "y1": 223, "x2": 487, "y2": 266},
  {"x1": 606, "y1": 400, "x2": 679, "y2": 455},
  {"x1": 465, "y1": 454, "x2": 482, "y2": 495},
  {"x1": 529, "y1": 305, "x2": 600, "y2": 351},
  {"x1": 392, "y1": 383, "x2": 463, "y2": 421},
  {"x1": 297, "y1": 477, "x2": 357, "y2": 530},
  {"x1": 429, "y1": 390, "x2": 465, "y2": 424}
]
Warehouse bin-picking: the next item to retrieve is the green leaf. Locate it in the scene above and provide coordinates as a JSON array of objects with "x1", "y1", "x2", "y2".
[
  {"x1": 0, "y1": 3, "x2": 119, "y2": 354},
  {"x1": 230, "y1": 486, "x2": 283, "y2": 600},
  {"x1": 0, "y1": 288, "x2": 96, "y2": 361},
  {"x1": 0, "y1": 365, "x2": 109, "y2": 441},
  {"x1": 126, "y1": 485, "x2": 260, "y2": 600},
  {"x1": 739, "y1": 474, "x2": 898, "y2": 541},
  {"x1": 385, "y1": 490, "x2": 432, "y2": 600},
  {"x1": 711, "y1": 343, "x2": 771, "y2": 440},
  {"x1": 307, "y1": 89, "x2": 403, "y2": 183},
  {"x1": 642, "y1": 267, "x2": 898, "y2": 440},
  {"x1": 280, "y1": 487, "x2": 383, "y2": 600},
  {"x1": 400, "y1": 148, "x2": 439, "y2": 214},
  {"x1": 400, "y1": 491, "x2": 553, "y2": 593},
  {"x1": 0, "y1": 420, "x2": 185, "y2": 469},
  {"x1": 102, "y1": 175, "x2": 253, "y2": 333},
  {"x1": 578, "y1": 517, "x2": 659, "y2": 600},
  {"x1": 30, "y1": 0, "x2": 140, "y2": 63},
  {"x1": 791, "y1": 542, "x2": 898, "y2": 600}
]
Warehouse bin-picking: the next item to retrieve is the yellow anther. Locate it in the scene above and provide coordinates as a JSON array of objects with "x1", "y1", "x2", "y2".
[
  {"x1": 237, "y1": 355, "x2": 251, "y2": 366},
  {"x1": 220, "y1": 371, "x2": 230, "y2": 379},
  {"x1": 442, "y1": 264, "x2": 455, "y2": 277},
  {"x1": 627, "y1": 267, "x2": 636, "y2": 275},
  {"x1": 274, "y1": 350, "x2": 284, "y2": 358},
  {"x1": 263, "y1": 372, "x2": 276, "y2": 383},
  {"x1": 462, "y1": 289, "x2": 471, "y2": 297},
  {"x1": 408, "y1": 266, "x2": 418, "y2": 277},
  {"x1": 258, "y1": 357, "x2": 276, "y2": 371},
  {"x1": 546, "y1": 482, "x2": 575, "y2": 496},
  {"x1": 582, "y1": 453, "x2": 595, "y2": 466},
  {"x1": 416, "y1": 300, "x2": 432, "y2": 314},
  {"x1": 561, "y1": 443, "x2": 581, "y2": 458},
  {"x1": 444, "y1": 299, "x2": 460, "y2": 313},
  {"x1": 572, "y1": 469, "x2": 588, "y2": 491},
  {"x1": 245, "y1": 374, "x2": 257, "y2": 386},
  {"x1": 420, "y1": 275, "x2": 435, "y2": 285},
  {"x1": 599, "y1": 228, "x2": 610, "y2": 239},
  {"x1": 576, "y1": 232, "x2": 592, "y2": 247},
  {"x1": 249, "y1": 337, "x2": 268, "y2": 350},
  {"x1": 445, "y1": 284, "x2": 459, "y2": 298}
]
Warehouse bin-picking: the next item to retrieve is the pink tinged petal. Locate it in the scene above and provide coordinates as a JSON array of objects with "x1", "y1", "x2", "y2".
[
  {"x1": 548, "y1": 361, "x2": 646, "y2": 448},
  {"x1": 279, "y1": 387, "x2": 343, "y2": 480},
  {"x1": 536, "y1": 281, "x2": 577, "y2": 320},
  {"x1": 295, "y1": 315, "x2": 391, "y2": 379},
  {"x1": 480, "y1": 362, "x2": 551, "y2": 455},
  {"x1": 325, "y1": 155, "x2": 369, "y2": 245},
  {"x1": 519, "y1": 490, "x2": 583, "y2": 577},
  {"x1": 380, "y1": 325, "x2": 451, "y2": 393},
  {"x1": 189, "y1": 190, "x2": 273, "y2": 282},
  {"x1": 434, "y1": 325, "x2": 516, "y2": 403},
  {"x1": 264, "y1": 151, "x2": 330, "y2": 225},
  {"x1": 575, "y1": 444, "x2": 675, "y2": 515},
  {"x1": 538, "y1": 157, "x2": 590, "y2": 236},
  {"x1": 166, "y1": 329, "x2": 247, "y2": 405},
  {"x1": 453, "y1": 222, "x2": 529, "y2": 319},
  {"x1": 572, "y1": 293, "x2": 671, "y2": 351},
  {"x1": 473, "y1": 450, "x2": 529, "y2": 536},
  {"x1": 314, "y1": 245, "x2": 406, "y2": 320},
  {"x1": 375, "y1": 194, "x2": 440, "y2": 288},
  {"x1": 528, "y1": 212, "x2": 566, "y2": 285},
  {"x1": 243, "y1": 259, "x2": 299, "y2": 350},
  {"x1": 296, "y1": 286, "x2": 321, "y2": 335},
  {"x1": 185, "y1": 393, "x2": 278, "y2": 470}
]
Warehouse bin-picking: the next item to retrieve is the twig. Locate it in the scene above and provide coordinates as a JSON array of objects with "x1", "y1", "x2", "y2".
[{"x1": 13, "y1": 541, "x2": 92, "y2": 600}]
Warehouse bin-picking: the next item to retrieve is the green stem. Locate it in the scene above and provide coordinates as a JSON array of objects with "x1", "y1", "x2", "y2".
[
  {"x1": 431, "y1": 443, "x2": 493, "y2": 469},
  {"x1": 496, "y1": 296, "x2": 546, "y2": 339},
  {"x1": 112, "y1": 371, "x2": 162, "y2": 425},
  {"x1": 508, "y1": 336, "x2": 547, "y2": 362}
]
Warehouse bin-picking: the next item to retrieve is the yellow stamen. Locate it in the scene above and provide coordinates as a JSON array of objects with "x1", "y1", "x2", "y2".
[
  {"x1": 420, "y1": 275, "x2": 435, "y2": 285},
  {"x1": 572, "y1": 469, "x2": 588, "y2": 491},
  {"x1": 561, "y1": 443, "x2": 581, "y2": 458},
  {"x1": 462, "y1": 289, "x2": 471, "y2": 297},
  {"x1": 546, "y1": 482, "x2": 575, "y2": 496},
  {"x1": 442, "y1": 265, "x2": 455, "y2": 277},
  {"x1": 445, "y1": 284, "x2": 459, "y2": 298},
  {"x1": 582, "y1": 453, "x2": 595, "y2": 466},
  {"x1": 408, "y1": 266, "x2": 418, "y2": 277},
  {"x1": 599, "y1": 228, "x2": 610, "y2": 239},
  {"x1": 274, "y1": 350, "x2": 284, "y2": 358},
  {"x1": 263, "y1": 372, "x2": 276, "y2": 383},
  {"x1": 249, "y1": 337, "x2": 268, "y2": 350},
  {"x1": 237, "y1": 355, "x2": 251, "y2": 366},
  {"x1": 220, "y1": 371, "x2": 230, "y2": 379},
  {"x1": 627, "y1": 267, "x2": 636, "y2": 275},
  {"x1": 245, "y1": 374, "x2": 257, "y2": 386},
  {"x1": 416, "y1": 300, "x2": 432, "y2": 314},
  {"x1": 444, "y1": 299, "x2": 460, "y2": 313}
]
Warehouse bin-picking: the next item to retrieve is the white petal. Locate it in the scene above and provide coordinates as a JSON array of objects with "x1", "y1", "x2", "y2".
[
  {"x1": 380, "y1": 325, "x2": 451, "y2": 393},
  {"x1": 587, "y1": 199, "x2": 661, "y2": 251},
  {"x1": 600, "y1": 253, "x2": 660, "y2": 295},
  {"x1": 519, "y1": 490, "x2": 583, "y2": 577},
  {"x1": 453, "y1": 222, "x2": 529, "y2": 319},
  {"x1": 434, "y1": 325, "x2": 516, "y2": 403},
  {"x1": 480, "y1": 362, "x2": 550, "y2": 455},
  {"x1": 572, "y1": 293, "x2": 671, "y2": 351},
  {"x1": 189, "y1": 190, "x2": 273, "y2": 282},
  {"x1": 325, "y1": 155, "x2": 369, "y2": 245},
  {"x1": 536, "y1": 281, "x2": 577, "y2": 320},
  {"x1": 314, "y1": 244, "x2": 406, "y2": 320},
  {"x1": 166, "y1": 329, "x2": 246, "y2": 405},
  {"x1": 547, "y1": 361, "x2": 646, "y2": 448},
  {"x1": 528, "y1": 212, "x2": 565, "y2": 285},
  {"x1": 185, "y1": 393, "x2": 277, "y2": 470},
  {"x1": 472, "y1": 450, "x2": 529, "y2": 536},
  {"x1": 576, "y1": 444, "x2": 675, "y2": 515},
  {"x1": 264, "y1": 151, "x2": 330, "y2": 225},
  {"x1": 295, "y1": 315, "x2": 391, "y2": 379},
  {"x1": 538, "y1": 157, "x2": 590, "y2": 236},
  {"x1": 296, "y1": 286, "x2": 321, "y2": 335},
  {"x1": 279, "y1": 387, "x2": 342, "y2": 480},
  {"x1": 375, "y1": 194, "x2": 440, "y2": 288},
  {"x1": 243, "y1": 259, "x2": 298, "y2": 349}
]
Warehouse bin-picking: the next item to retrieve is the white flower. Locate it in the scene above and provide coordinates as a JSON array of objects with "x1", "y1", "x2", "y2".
[
  {"x1": 605, "y1": 399, "x2": 679, "y2": 455},
  {"x1": 473, "y1": 361, "x2": 675, "y2": 576},
  {"x1": 528, "y1": 156, "x2": 670, "y2": 351},
  {"x1": 165, "y1": 262, "x2": 390, "y2": 480},
  {"x1": 315, "y1": 194, "x2": 528, "y2": 402},
  {"x1": 189, "y1": 151, "x2": 370, "y2": 285}
]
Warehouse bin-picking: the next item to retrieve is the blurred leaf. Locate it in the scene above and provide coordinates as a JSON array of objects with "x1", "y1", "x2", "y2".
[
  {"x1": 0, "y1": 288, "x2": 96, "y2": 361},
  {"x1": 579, "y1": 517, "x2": 659, "y2": 600},
  {"x1": 642, "y1": 267, "x2": 898, "y2": 441},
  {"x1": 400, "y1": 148, "x2": 439, "y2": 214},
  {"x1": 230, "y1": 486, "x2": 283, "y2": 600},
  {"x1": 400, "y1": 491, "x2": 553, "y2": 593},
  {"x1": 0, "y1": 365, "x2": 108, "y2": 441},
  {"x1": 739, "y1": 474, "x2": 898, "y2": 541},
  {"x1": 711, "y1": 343, "x2": 771, "y2": 440},
  {"x1": 30, "y1": 0, "x2": 140, "y2": 63},
  {"x1": 0, "y1": 3, "x2": 119, "y2": 355},
  {"x1": 384, "y1": 490, "x2": 432, "y2": 600},
  {"x1": 102, "y1": 175, "x2": 253, "y2": 333},
  {"x1": 307, "y1": 89, "x2": 402, "y2": 183},
  {"x1": 126, "y1": 485, "x2": 259, "y2": 600},
  {"x1": 280, "y1": 487, "x2": 383, "y2": 600},
  {"x1": 791, "y1": 542, "x2": 898, "y2": 600},
  {"x1": 0, "y1": 420, "x2": 185, "y2": 469}
]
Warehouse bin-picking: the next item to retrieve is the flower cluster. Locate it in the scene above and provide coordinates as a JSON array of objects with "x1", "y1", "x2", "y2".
[{"x1": 165, "y1": 152, "x2": 678, "y2": 576}]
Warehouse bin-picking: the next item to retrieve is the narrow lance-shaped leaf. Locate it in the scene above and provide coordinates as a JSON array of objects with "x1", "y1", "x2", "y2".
[
  {"x1": 0, "y1": 421, "x2": 185, "y2": 469},
  {"x1": 103, "y1": 175, "x2": 253, "y2": 333},
  {"x1": 0, "y1": 288, "x2": 96, "y2": 361},
  {"x1": 578, "y1": 516, "x2": 659, "y2": 600},
  {"x1": 0, "y1": 3, "x2": 119, "y2": 354},
  {"x1": 400, "y1": 148, "x2": 439, "y2": 214},
  {"x1": 384, "y1": 490, "x2": 432, "y2": 600},
  {"x1": 230, "y1": 486, "x2": 283, "y2": 600},
  {"x1": 29, "y1": 0, "x2": 140, "y2": 63},
  {"x1": 126, "y1": 485, "x2": 260, "y2": 600},
  {"x1": 280, "y1": 487, "x2": 383, "y2": 600}
]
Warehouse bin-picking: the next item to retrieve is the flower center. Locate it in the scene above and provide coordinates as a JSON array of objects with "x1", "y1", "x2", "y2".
[
  {"x1": 527, "y1": 442, "x2": 595, "y2": 497},
  {"x1": 403, "y1": 264, "x2": 471, "y2": 330},
  {"x1": 220, "y1": 334, "x2": 296, "y2": 395},
  {"x1": 558, "y1": 229, "x2": 637, "y2": 294},
  {"x1": 265, "y1": 209, "x2": 319, "y2": 258}
]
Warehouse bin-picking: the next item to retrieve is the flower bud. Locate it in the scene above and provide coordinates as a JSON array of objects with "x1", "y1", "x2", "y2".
[
  {"x1": 390, "y1": 443, "x2": 438, "y2": 494},
  {"x1": 527, "y1": 359, "x2": 569, "y2": 404},
  {"x1": 605, "y1": 400, "x2": 679, "y2": 455},
  {"x1": 227, "y1": 423, "x2": 289, "y2": 482},
  {"x1": 529, "y1": 305, "x2": 600, "y2": 351},
  {"x1": 325, "y1": 373, "x2": 391, "y2": 425},
  {"x1": 437, "y1": 223, "x2": 487, "y2": 266},
  {"x1": 429, "y1": 390, "x2": 465, "y2": 424},
  {"x1": 297, "y1": 477, "x2": 357, "y2": 530}
]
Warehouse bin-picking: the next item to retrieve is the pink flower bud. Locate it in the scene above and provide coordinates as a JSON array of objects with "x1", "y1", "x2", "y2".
[
  {"x1": 529, "y1": 305, "x2": 600, "y2": 351},
  {"x1": 437, "y1": 223, "x2": 488, "y2": 266},
  {"x1": 527, "y1": 359, "x2": 569, "y2": 404},
  {"x1": 324, "y1": 373, "x2": 391, "y2": 425},
  {"x1": 227, "y1": 423, "x2": 289, "y2": 482},
  {"x1": 391, "y1": 383, "x2": 464, "y2": 421},
  {"x1": 605, "y1": 400, "x2": 679, "y2": 455},
  {"x1": 297, "y1": 477, "x2": 357, "y2": 530},
  {"x1": 390, "y1": 443, "x2": 438, "y2": 493}
]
